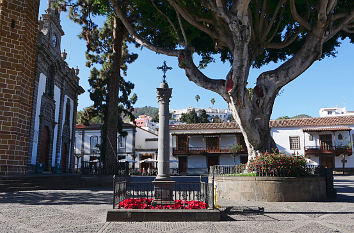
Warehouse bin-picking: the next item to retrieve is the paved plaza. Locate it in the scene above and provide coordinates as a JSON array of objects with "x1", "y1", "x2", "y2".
[{"x1": 0, "y1": 175, "x2": 353, "y2": 233}]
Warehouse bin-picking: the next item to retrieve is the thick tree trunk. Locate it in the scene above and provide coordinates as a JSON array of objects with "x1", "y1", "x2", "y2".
[
  {"x1": 228, "y1": 97, "x2": 277, "y2": 161},
  {"x1": 104, "y1": 18, "x2": 125, "y2": 174}
]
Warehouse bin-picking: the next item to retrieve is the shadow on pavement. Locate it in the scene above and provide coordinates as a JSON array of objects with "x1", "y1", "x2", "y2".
[{"x1": 0, "y1": 188, "x2": 112, "y2": 206}]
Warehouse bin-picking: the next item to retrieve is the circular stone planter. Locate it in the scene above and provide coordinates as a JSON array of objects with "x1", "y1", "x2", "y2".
[{"x1": 211, "y1": 176, "x2": 326, "y2": 203}]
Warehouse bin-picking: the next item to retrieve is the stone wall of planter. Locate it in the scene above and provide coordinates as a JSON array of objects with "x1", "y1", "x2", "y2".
[{"x1": 211, "y1": 176, "x2": 326, "y2": 203}]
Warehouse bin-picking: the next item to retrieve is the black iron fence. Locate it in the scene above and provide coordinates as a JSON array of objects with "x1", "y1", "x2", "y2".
[
  {"x1": 113, "y1": 176, "x2": 214, "y2": 209},
  {"x1": 81, "y1": 161, "x2": 104, "y2": 175},
  {"x1": 210, "y1": 164, "x2": 320, "y2": 177}
]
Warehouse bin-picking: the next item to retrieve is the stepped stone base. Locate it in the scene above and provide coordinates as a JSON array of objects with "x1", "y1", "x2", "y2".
[{"x1": 106, "y1": 209, "x2": 220, "y2": 222}]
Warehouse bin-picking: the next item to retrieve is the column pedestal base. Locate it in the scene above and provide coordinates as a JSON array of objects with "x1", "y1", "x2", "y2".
[{"x1": 152, "y1": 180, "x2": 176, "y2": 205}]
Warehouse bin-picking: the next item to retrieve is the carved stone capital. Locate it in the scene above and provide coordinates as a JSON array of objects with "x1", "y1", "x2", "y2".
[{"x1": 156, "y1": 87, "x2": 172, "y2": 103}]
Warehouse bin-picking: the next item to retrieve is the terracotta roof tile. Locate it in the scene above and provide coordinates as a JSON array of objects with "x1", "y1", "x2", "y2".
[
  {"x1": 303, "y1": 127, "x2": 352, "y2": 132},
  {"x1": 269, "y1": 115, "x2": 354, "y2": 128},
  {"x1": 76, "y1": 123, "x2": 135, "y2": 130},
  {"x1": 169, "y1": 122, "x2": 239, "y2": 130},
  {"x1": 169, "y1": 115, "x2": 354, "y2": 130}
]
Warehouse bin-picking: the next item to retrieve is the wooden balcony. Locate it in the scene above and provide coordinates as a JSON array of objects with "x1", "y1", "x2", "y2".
[
  {"x1": 173, "y1": 146, "x2": 247, "y2": 155},
  {"x1": 305, "y1": 146, "x2": 352, "y2": 156}
]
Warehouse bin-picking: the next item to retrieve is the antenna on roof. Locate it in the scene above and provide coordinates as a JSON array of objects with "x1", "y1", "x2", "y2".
[{"x1": 344, "y1": 96, "x2": 346, "y2": 108}]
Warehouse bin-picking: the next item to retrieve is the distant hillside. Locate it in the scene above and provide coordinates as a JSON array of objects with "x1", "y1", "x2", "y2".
[
  {"x1": 133, "y1": 106, "x2": 159, "y2": 117},
  {"x1": 276, "y1": 114, "x2": 312, "y2": 120}
]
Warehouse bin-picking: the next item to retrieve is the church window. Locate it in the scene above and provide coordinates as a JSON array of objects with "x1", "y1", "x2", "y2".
[
  {"x1": 46, "y1": 65, "x2": 55, "y2": 97},
  {"x1": 64, "y1": 101, "x2": 71, "y2": 125},
  {"x1": 52, "y1": 34, "x2": 57, "y2": 47}
]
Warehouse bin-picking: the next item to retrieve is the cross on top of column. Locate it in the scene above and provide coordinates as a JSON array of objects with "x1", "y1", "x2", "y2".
[{"x1": 157, "y1": 61, "x2": 172, "y2": 82}]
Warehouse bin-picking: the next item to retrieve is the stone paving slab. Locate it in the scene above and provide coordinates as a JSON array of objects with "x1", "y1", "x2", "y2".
[{"x1": 0, "y1": 175, "x2": 353, "y2": 232}]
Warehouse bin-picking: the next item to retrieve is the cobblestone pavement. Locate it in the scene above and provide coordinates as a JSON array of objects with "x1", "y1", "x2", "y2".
[{"x1": 0, "y1": 175, "x2": 353, "y2": 233}]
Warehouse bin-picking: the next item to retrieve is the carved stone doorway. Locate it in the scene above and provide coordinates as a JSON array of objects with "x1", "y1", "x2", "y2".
[
  {"x1": 38, "y1": 126, "x2": 50, "y2": 171},
  {"x1": 61, "y1": 143, "x2": 68, "y2": 172}
]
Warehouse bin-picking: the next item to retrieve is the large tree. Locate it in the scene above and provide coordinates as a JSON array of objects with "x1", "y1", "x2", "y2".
[
  {"x1": 110, "y1": 0, "x2": 353, "y2": 159},
  {"x1": 58, "y1": 0, "x2": 137, "y2": 173}
]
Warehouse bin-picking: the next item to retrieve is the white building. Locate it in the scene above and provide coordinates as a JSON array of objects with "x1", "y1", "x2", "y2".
[
  {"x1": 170, "y1": 122, "x2": 248, "y2": 175},
  {"x1": 170, "y1": 107, "x2": 231, "y2": 122},
  {"x1": 170, "y1": 115, "x2": 354, "y2": 174},
  {"x1": 319, "y1": 107, "x2": 354, "y2": 117},
  {"x1": 271, "y1": 116, "x2": 354, "y2": 169},
  {"x1": 74, "y1": 123, "x2": 158, "y2": 172}
]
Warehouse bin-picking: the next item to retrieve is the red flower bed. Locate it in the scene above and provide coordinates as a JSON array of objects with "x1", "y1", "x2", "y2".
[{"x1": 118, "y1": 198, "x2": 208, "y2": 209}]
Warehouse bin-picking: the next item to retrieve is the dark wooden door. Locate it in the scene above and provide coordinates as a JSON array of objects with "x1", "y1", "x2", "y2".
[
  {"x1": 38, "y1": 126, "x2": 50, "y2": 171},
  {"x1": 320, "y1": 156, "x2": 334, "y2": 168},
  {"x1": 61, "y1": 143, "x2": 68, "y2": 172},
  {"x1": 178, "y1": 157, "x2": 187, "y2": 173},
  {"x1": 206, "y1": 137, "x2": 219, "y2": 151},
  {"x1": 240, "y1": 156, "x2": 248, "y2": 164},
  {"x1": 207, "y1": 156, "x2": 219, "y2": 169},
  {"x1": 139, "y1": 153, "x2": 154, "y2": 172},
  {"x1": 320, "y1": 134, "x2": 333, "y2": 150},
  {"x1": 177, "y1": 135, "x2": 188, "y2": 151}
]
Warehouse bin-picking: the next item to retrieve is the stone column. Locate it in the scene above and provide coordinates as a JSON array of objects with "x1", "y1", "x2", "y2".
[
  {"x1": 156, "y1": 81, "x2": 172, "y2": 180},
  {"x1": 153, "y1": 81, "x2": 175, "y2": 204}
]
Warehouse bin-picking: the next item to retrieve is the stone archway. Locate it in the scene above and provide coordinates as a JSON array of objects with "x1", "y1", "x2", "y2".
[
  {"x1": 38, "y1": 126, "x2": 50, "y2": 171},
  {"x1": 61, "y1": 143, "x2": 68, "y2": 173}
]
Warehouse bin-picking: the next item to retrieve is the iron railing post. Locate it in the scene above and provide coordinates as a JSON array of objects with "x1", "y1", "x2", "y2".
[{"x1": 113, "y1": 175, "x2": 116, "y2": 209}]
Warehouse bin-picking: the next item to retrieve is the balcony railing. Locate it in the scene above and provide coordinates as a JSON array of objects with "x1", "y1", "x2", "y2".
[
  {"x1": 173, "y1": 146, "x2": 247, "y2": 155},
  {"x1": 305, "y1": 146, "x2": 352, "y2": 155}
]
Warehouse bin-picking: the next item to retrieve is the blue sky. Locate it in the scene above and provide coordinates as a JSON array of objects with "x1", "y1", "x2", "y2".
[{"x1": 40, "y1": 1, "x2": 354, "y2": 119}]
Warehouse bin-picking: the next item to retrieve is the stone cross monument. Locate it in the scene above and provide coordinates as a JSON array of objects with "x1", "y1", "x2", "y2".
[{"x1": 153, "y1": 61, "x2": 175, "y2": 204}]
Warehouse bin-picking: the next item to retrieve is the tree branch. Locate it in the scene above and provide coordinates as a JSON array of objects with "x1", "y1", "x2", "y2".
[
  {"x1": 290, "y1": 0, "x2": 311, "y2": 30},
  {"x1": 167, "y1": 0, "x2": 232, "y2": 49},
  {"x1": 150, "y1": 0, "x2": 181, "y2": 44},
  {"x1": 178, "y1": 49, "x2": 227, "y2": 98},
  {"x1": 343, "y1": 26, "x2": 354, "y2": 33},
  {"x1": 326, "y1": 0, "x2": 337, "y2": 15},
  {"x1": 265, "y1": 28, "x2": 301, "y2": 49},
  {"x1": 325, "y1": 9, "x2": 354, "y2": 42},
  {"x1": 266, "y1": 5, "x2": 285, "y2": 43},
  {"x1": 176, "y1": 11, "x2": 188, "y2": 46},
  {"x1": 214, "y1": 0, "x2": 231, "y2": 23},
  {"x1": 110, "y1": 1, "x2": 179, "y2": 57},
  {"x1": 262, "y1": 0, "x2": 286, "y2": 42},
  {"x1": 258, "y1": 0, "x2": 268, "y2": 36}
]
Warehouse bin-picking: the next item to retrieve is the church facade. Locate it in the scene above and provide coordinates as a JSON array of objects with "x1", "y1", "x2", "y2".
[
  {"x1": 0, "y1": 0, "x2": 83, "y2": 175},
  {"x1": 27, "y1": 3, "x2": 84, "y2": 173}
]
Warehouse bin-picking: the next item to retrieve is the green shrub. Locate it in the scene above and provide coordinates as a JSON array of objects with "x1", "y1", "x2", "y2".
[{"x1": 248, "y1": 152, "x2": 309, "y2": 177}]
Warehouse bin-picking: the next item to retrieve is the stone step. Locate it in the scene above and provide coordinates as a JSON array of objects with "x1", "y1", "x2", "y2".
[{"x1": 0, "y1": 175, "x2": 113, "y2": 192}]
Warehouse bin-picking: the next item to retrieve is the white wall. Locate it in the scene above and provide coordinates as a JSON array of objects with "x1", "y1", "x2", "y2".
[
  {"x1": 188, "y1": 155, "x2": 207, "y2": 168},
  {"x1": 51, "y1": 85, "x2": 61, "y2": 167},
  {"x1": 272, "y1": 127, "x2": 354, "y2": 168},
  {"x1": 271, "y1": 128, "x2": 304, "y2": 155},
  {"x1": 75, "y1": 128, "x2": 136, "y2": 161},
  {"x1": 31, "y1": 73, "x2": 46, "y2": 165},
  {"x1": 74, "y1": 131, "x2": 82, "y2": 154},
  {"x1": 121, "y1": 128, "x2": 134, "y2": 153},
  {"x1": 135, "y1": 127, "x2": 158, "y2": 150}
]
